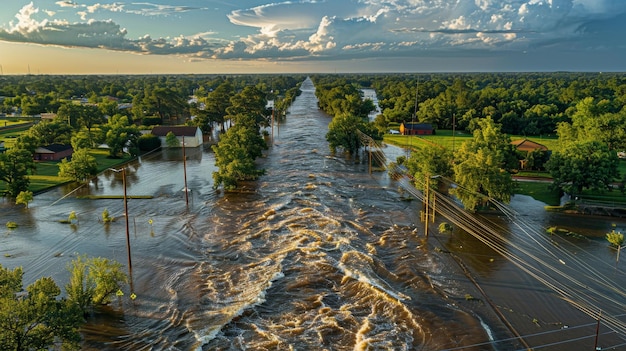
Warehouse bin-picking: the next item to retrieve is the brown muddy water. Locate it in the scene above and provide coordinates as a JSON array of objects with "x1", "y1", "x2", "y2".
[{"x1": 1, "y1": 77, "x2": 626, "y2": 350}]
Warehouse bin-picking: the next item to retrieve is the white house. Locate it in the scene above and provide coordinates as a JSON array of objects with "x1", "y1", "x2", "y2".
[{"x1": 151, "y1": 126, "x2": 203, "y2": 148}]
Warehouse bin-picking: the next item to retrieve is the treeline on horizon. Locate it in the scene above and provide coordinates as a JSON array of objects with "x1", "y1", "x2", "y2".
[
  {"x1": 3, "y1": 71, "x2": 626, "y2": 144},
  {"x1": 310, "y1": 72, "x2": 626, "y2": 137}
]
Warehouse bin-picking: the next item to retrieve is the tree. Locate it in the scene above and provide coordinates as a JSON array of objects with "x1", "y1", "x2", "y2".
[
  {"x1": 451, "y1": 118, "x2": 515, "y2": 211},
  {"x1": 546, "y1": 140, "x2": 619, "y2": 195},
  {"x1": 0, "y1": 265, "x2": 82, "y2": 351},
  {"x1": 58, "y1": 149, "x2": 98, "y2": 183},
  {"x1": 22, "y1": 120, "x2": 73, "y2": 146},
  {"x1": 204, "y1": 80, "x2": 234, "y2": 132},
  {"x1": 212, "y1": 114, "x2": 267, "y2": 189},
  {"x1": 226, "y1": 86, "x2": 268, "y2": 128},
  {"x1": 405, "y1": 144, "x2": 453, "y2": 191},
  {"x1": 326, "y1": 114, "x2": 368, "y2": 155},
  {"x1": 606, "y1": 230, "x2": 625, "y2": 265},
  {"x1": 165, "y1": 131, "x2": 180, "y2": 148},
  {"x1": 137, "y1": 133, "x2": 161, "y2": 151},
  {"x1": 15, "y1": 191, "x2": 33, "y2": 209},
  {"x1": 103, "y1": 115, "x2": 141, "y2": 158},
  {"x1": 142, "y1": 86, "x2": 187, "y2": 124},
  {"x1": 65, "y1": 256, "x2": 128, "y2": 314},
  {"x1": 0, "y1": 148, "x2": 35, "y2": 199}
]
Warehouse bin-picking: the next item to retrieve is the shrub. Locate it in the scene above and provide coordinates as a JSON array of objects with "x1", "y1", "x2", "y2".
[{"x1": 137, "y1": 133, "x2": 161, "y2": 151}]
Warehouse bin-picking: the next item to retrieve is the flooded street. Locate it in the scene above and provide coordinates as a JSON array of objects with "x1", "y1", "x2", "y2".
[{"x1": 2, "y1": 77, "x2": 626, "y2": 350}]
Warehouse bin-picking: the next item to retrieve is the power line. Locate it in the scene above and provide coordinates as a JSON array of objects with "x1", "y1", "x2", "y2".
[{"x1": 356, "y1": 134, "x2": 626, "y2": 346}]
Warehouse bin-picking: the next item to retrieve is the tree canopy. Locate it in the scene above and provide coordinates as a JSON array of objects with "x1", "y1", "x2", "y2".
[
  {"x1": 0, "y1": 265, "x2": 83, "y2": 351},
  {"x1": 451, "y1": 118, "x2": 515, "y2": 211}
]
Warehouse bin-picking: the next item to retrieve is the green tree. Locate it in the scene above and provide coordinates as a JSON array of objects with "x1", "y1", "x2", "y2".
[
  {"x1": 546, "y1": 140, "x2": 619, "y2": 195},
  {"x1": 212, "y1": 114, "x2": 267, "y2": 189},
  {"x1": 142, "y1": 86, "x2": 187, "y2": 124},
  {"x1": 451, "y1": 118, "x2": 515, "y2": 211},
  {"x1": 405, "y1": 144, "x2": 453, "y2": 191},
  {"x1": 0, "y1": 265, "x2": 83, "y2": 351},
  {"x1": 15, "y1": 191, "x2": 33, "y2": 209},
  {"x1": 204, "y1": 80, "x2": 234, "y2": 132},
  {"x1": 165, "y1": 131, "x2": 180, "y2": 148},
  {"x1": 137, "y1": 133, "x2": 161, "y2": 151},
  {"x1": 606, "y1": 230, "x2": 625, "y2": 265},
  {"x1": 22, "y1": 120, "x2": 73, "y2": 146},
  {"x1": 58, "y1": 149, "x2": 98, "y2": 183},
  {"x1": 103, "y1": 115, "x2": 141, "y2": 158},
  {"x1": 326, "y1": 114, "x2": 368, "y2": 155},
  {"x1": 65, "y1": 256, "x2": 127, "y2": 314},
  {"x1": 226, "y1": 86, "x2": 268, "y2": 128},
  {"x1": 0, "y1": 148, "x2": 35, "y2": 199}
]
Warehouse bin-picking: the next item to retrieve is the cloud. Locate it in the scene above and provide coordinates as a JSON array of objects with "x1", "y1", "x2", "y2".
[
  {"x1": 2, "y1": 0, "x2": 626, "y2": 64},
  {"x1": 55, "y1": 1, "x2": 79, "y2": 8},
  {"x1": 0, "y1": 3, "x2": 220, "y2": 56},
  {"x1": 124, "y1": 2, "x2": 208, "y2": 17}
]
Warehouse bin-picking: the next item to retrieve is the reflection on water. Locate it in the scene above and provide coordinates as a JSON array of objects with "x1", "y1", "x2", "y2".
[{"x1": 1, "y1": 78, "x2": 625, "y2": 350}]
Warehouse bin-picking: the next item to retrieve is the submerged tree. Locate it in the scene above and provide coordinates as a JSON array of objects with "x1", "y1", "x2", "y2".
[
  {"x1": 451, "y1": 117, "x2": 515, "y2": 211},
  {"x1": 405, "y1": 144, "x2": 453, "y2": 191},
  {"x1": 326, "y1": 114, "x2": 369, "y2": 156},
  {"x1": 212, "y1": 114, "x2": 267, "y2": 189},
  {"x1": 65, "y1": 255, "x2": 128, "y2": 314}
]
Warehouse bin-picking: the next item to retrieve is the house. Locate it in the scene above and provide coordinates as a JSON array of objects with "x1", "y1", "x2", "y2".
[
  {"x1": 511, "y1": 139, "x2": 549, "y2": 170},
  {"x1": 151, "y1": 126, "x2": 203, "y2": 148},
  {"x1": 400, "y1": 122, "x2": 435, "y2": 135},
  {"x1": 40, "y1": 113, "x2": 57, "y2": 121},
  {"x1": 33, "y1": 143, "x2": 73, "y2": 161},
  {"x1": 510, "y1": 139, "x2": 548, "y2": 153}
]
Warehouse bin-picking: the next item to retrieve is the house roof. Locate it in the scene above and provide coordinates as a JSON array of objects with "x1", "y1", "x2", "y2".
[
  {"x1": 151, "y1": 126, "x2": 199, "y2": 137},
  {"x1": 402, "y1": 122, "x2": 434, "y2": 130},
  {"x1": 511, "y1": 139, "x2": 548, "y2": 152},
  {"x1": 35, "y1": 143, "x2": 73, "y2": 154}
]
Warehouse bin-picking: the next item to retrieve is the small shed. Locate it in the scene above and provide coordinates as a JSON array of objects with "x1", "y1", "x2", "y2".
[
  {"x1": 400, "y1": 123, "x2": 435, "y2": 135},
  {"x1": 34, "y1": 143, "x2": 73, "y2": 161},
  {"x1": 151, "y1": 126, "x2": 203, "y2": 148}
]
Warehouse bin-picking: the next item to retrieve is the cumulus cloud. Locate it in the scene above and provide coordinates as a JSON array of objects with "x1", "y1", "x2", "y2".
[
  {"x1": 1, "y1": 0, "x2": 626, "y2": 63},
  {"x1": 0, "y1": 2, "x2": 220, "y2": 56}
]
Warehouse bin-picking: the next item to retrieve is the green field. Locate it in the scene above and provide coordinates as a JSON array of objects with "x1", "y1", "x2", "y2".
[
  {"x1": 383, "y1": 129, "x2": 559, "y2": 152},
  {"x1": 0, "y1": 149, "x2": 133, "y2": 194},
  {"x1": 384, "y1": 129, "x2": 626, "y2": 206}
]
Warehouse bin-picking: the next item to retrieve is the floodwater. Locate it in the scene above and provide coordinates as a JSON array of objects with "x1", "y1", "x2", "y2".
[{"x1": 2, "y1": 77, "x2": 626, "y2": 350}]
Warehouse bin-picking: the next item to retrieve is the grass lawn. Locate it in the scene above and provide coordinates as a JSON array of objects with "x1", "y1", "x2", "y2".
[
  {"x1": 0, "y1": 148, "x2": 134, "y2": 195},
  {"x1": 383, "y1": 129, "x2": 559, "y2": 151},
  {"x1": 383, "y1": 130, "x2": 626, "y2": 206},
  {"x1": 513, "y1": 181, "x2": 561, "y2": 206}
]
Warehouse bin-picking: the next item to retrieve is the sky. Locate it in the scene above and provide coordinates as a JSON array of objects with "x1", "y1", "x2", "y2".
[{"x1": 1, "y1": 0, "x2": 626, "y2": 74}]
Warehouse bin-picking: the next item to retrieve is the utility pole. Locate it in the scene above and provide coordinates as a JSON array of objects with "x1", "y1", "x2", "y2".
[
  {"x1": 368, "y1": 140, "x2": 372, "y2": 174},
  {"x1": 182, "y1": 136, "x2": 189, "y2": 209},
  {"x1": 122, "y1": 168, "x2": 132, "y2": 276},
  {"x1": 424, "y1": 175, "x2": 429, "y2": 237},
  {"x1": 594, "y1": 310, "x2": 602, "y2": 350},
  {"x1": 109, "y1": 167, "x2": 132, "y2": 276}
]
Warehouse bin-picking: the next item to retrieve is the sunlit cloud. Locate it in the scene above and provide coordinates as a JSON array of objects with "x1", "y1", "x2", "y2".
[{"x1": 1, "y1": 0, "x2": 625, "y2": 68}]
